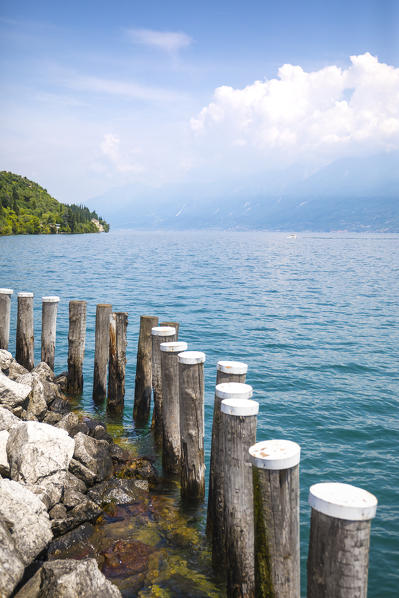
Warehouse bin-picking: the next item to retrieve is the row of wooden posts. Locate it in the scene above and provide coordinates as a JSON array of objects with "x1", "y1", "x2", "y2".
[{"x1": 0, "y1": 288, "x2": 378, "y2": 598}]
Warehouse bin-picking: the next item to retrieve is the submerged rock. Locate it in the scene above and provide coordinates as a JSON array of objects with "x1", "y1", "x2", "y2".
[
  {"x1": 88, "y1": 478, "x2": 149, "y2": 506},
  {"x1": 0, "y1": 478, "x2": 53, "y2": 566},
  {"x1": 15, "y1": 558, "x2": 122, "y2": 597},
  {"x1": 7, "y1": 421, "x2": 75, "y2": 508},
  {"x1": 102, "y1": 540, "x2": 154, "y2": 579},
  {"x1": 115, "y1": 457, "x2": 158, "y2": 485}
]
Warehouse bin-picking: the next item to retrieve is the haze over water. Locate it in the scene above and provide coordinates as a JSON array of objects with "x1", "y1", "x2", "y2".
[{"x1": 2, "y1": 229, "x2": 398, "y2": 596}]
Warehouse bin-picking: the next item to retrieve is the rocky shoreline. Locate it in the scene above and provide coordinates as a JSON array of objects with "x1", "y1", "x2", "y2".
[{"x1": 0, "y1": 349, "x2": 156, "y2": 597}]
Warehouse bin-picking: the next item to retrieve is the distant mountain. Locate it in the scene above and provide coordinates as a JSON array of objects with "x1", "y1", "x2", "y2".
[
  {"x1": 89, "y1": 152, "x2": 399, "y2": 232},
  {"x1": 0, "y1": 172, "x2": 109, "y2": 235}
]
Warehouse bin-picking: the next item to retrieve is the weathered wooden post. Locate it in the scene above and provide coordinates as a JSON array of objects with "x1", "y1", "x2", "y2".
[
  {"x1": 93, "y1": 303, "x2": 112, "y2": 401},
  {"x1": 220, "y1": 384, "x2": 258, "y2": 598},
  {"x1": 0, "y1": 288, "x2": 13, "y2": 350},
  {"x1": 41, "y1": 296, "x2": 59, "y2": 371},
  {"x1": 67, "y1": 300, "x2": 86, "y2": 395},
  {"x1": 16, "y1": 292, "x2": 34, "y2": 370},
  {"x1": 151, "y1": 325, "x2": 177, "y2": 442},
  {"x1": 134, "y1": 315, "x2": 158, "y2": 424},
  {"x1": 207, "y1": 361, "x2": 248, "y2": 561},
  {"x1": 107, "y1": 311, "x2": 128, "y2": 414},
  {"x1": 160, "y1": 321, "x2": 180, "y2": 337},
  {"x1": 160, "y1": 340, "x2": 188, "y2": 473},
  {"x1": 307, "y1": 482, "x2": 377, "y2": 598},
  {"x1": 178, "y1": 350, "x2": 206, "y2": 500},
  {"x1": 249, "y1": 439, "x2": 301, "y2": 598}
]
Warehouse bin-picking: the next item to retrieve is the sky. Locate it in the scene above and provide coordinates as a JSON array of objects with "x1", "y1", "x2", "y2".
[{"x1": 0, "y1": 0, "x2": 398, "y2": 207}]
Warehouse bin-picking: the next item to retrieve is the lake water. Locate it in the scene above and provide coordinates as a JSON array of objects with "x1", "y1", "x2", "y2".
[{"x1": 1, "y1": 230, "x2": 398, "y2": 596}]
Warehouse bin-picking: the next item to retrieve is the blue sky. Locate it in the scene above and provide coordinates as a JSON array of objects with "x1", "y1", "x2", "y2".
[{"x1": 0, "y1": 0, "x2": 398, "y2": 206}]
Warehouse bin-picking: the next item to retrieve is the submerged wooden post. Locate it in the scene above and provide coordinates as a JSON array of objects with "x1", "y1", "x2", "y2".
[
  {"x1": 67, "y1": 300, "x2": 86, "y2": 395},
  {"x1": 178, "y1": 350, "x2": 206, "y2": 500},
  {"x1": 249, "y1": 439, "x2": 301, "y2": 598},
  {"x1": 207, "y1": 361, "x2": 248, "y2": 562},
  {"x1": 151, "y1": 325, "x2": 177, "y2": 442},
  {"x1": 134, "y1": 315, "x2": 158, "y2": 424},
  {"x1": 160, "y1": 340, "x2": 188, "y2": 474},
  {"x1": 16, "y1": 292, "x2": 34, "y2": 370},
  {"x1": 220, "y1": 384, "x2": 258, "y2": 598},
  {"x1": 160, "y1": 321, "x2": 180, "y2": 338},
  {"x1": 107, "y1": 311, "x2": 128, "y2": 414},
  {"x1": 93, "y1": 303, "x2": 112, "y2": 401},
  {"x1": 0, "y1": 288, "x2": 13, "y2": 350},
  {"x1": 41, "y1": 296, "x2": 59, "y2": 371},
  {"x1": 307, "y1": 482, "x2": 377, "y2": 598}
]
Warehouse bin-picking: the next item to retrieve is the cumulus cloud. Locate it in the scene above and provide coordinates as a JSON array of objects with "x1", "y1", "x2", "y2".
[
  {"x1": 190, "y1": 53, "x2": 399, "y2": 165},
  {"x1": 128, "y1": 28, "x2": 192, "y2": 53},
  {"x1": 100, "y1": 134, "x2": 143, "y2": 174}
]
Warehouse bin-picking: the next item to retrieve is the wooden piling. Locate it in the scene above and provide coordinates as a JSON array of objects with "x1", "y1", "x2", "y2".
[
  {"x1": 133, "y1": 315, "x2": 158, "y2": 424},
  {"x1": 151, "y1": 325, "x2": 177, "y2": 442},
  {"x1": 93, "y1": 303, "x2": 112, "y2": 402},
  {"x1": 220, "y1": 385, "x2": 258, "y2": 598},
  {"x1": 207, "y1": 361, "x2": 248, "y2": 562},
  {"x1": 0, "y1": 288, "x2": 13, "y2": 350},
  {"x1": 178, "y1": 350, "x2": 206, "y2": 500},
  {"x1": 160, "y1": 340, "x2": 188, "y2": 473},
  {"x1": 107, "y1": 311, "x2": 128, "y2": 414},
  {"x1": 160, "y1": 321, "x2": 180, "y2": 337},
  {"x1": 41, "y1": 296, "x2": 59, "y2": 371},
  {"x1": 307, "y1": 482, "x2": 377, "y2": 598},
  {"x1": 249, "y1": 439, "x2": 301, "y2": 598},
  {"x1": 67, "y1": 300, "x2": 86, "y2": 395},
  {"x1": 16, "y1": 292, "x2": 34, "y2": 370}
]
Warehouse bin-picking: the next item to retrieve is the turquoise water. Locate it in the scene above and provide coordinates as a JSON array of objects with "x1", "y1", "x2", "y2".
[{"x1": 1, "y1": 230, "x2": 398, "y2": 596}]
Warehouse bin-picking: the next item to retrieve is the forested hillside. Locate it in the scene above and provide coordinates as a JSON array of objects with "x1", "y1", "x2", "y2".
[{"x1": 0, "y1": 171, "x2": 109, "y2": 235}]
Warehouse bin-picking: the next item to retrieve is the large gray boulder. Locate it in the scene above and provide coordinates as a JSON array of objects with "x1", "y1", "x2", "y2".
[
  {"x1": 15, "y1": 558, "x2": 122, "y2": 598},
  {"x1": 72, "y1": 432, "x2": 113, "y2": 485},
  {"x1": 0, "y1": 349, "x2": 13, "y2": 370},
  {"x1": 0, "y1": 371, "x2": 31, "y2": 410},
  {"x1": 0, "y1": 429, "x2": 10, "y2": 476},
  {"x1": 7, "y1": 421, "x2": 75, "y2": 508},
  {"x1": 0, "y1": 406, "x2": 21, "y2": 431},
  {"x1": 16, "y1": 374, "x2": 48, "y2": 420},
  {"x1": 0, "y1": 519, "x2": 25, "y2": 598},
  {"x1": 0, "y1": 478, "x2": 53, "y2": 566},
  {"x1": 0, "y1": 350, "x2": 28, "y2": 380}
]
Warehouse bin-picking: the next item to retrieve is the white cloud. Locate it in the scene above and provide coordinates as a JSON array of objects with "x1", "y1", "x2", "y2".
[
  {"x1": 100, "y1": 134, "x2": 143, "y2": 174},
  {"x1": 128, "y1": 28, "x2": 192, "y2": 53},
  {"x1": 190, "y1": 53, "x2": 399, "y2": 165}
]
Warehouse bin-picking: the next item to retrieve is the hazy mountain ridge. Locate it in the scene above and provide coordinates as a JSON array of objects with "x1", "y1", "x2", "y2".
[{"x1": 89, "y1": 152, "x2": 399, "y2": 232}]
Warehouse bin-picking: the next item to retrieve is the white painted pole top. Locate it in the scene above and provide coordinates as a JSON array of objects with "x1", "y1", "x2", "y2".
[
  {"x1": 18, "y1": 292, "x2": 33, "y2": 298},
  {"x1": 178, "y1": 351, "x2": 206, "y2": 365},
  {"x1": 216, "y1": 382, "x2": 253, "y2": 400},
  {"x1": 42, "y1": 296, "x2": 60, "y2": 303},
  {"x1": 221, "y1": 397, "x2": 259, "y2": 417},
  {"x1": 217, "y1": 360, "x2": 248, "y2": 375},
  {"x1": 151, "y1": 326, "x2": 176, "y2": 336},
  {"x1": 160, "y1": 341, "x2": 188, "y2": 353},
  {"x1": 0, "y1": 288, "x2": 13, "y2": 295},
  {"x1": 309, "y1": 482, "x2": 377, "y2": 521},
  {"x1": 249, "y1": 439, "x2": 300, "y2": 470}
]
